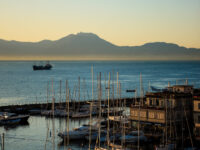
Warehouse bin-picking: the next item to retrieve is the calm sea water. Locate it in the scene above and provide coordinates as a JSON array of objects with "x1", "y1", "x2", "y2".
[
  {"x1": 0, "y1": 61, "x2": 200, "y2": 150},
  {"x1": 0, "y1": 116, "x2": 92, "y2": 150},
  {"x1": 0, "y1": 61, "x2": 200, "y2": 106}
]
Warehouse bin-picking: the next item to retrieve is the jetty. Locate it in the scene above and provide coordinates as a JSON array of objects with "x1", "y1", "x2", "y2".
[{"x1": 0, "y1": 98, "x2": 136, "y2": 115}]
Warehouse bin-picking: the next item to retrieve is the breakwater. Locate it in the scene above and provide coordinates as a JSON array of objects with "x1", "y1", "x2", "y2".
[{"x1": 0, "y1": 97, "x2": 137, "y2": 114}]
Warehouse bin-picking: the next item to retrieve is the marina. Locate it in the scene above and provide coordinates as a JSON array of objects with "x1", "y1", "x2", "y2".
[
  {"x1": 0, "y1": 61, "x2": 200, "y2": 150},
  {"x1": 0, "y1": 84, "x2": 200, "y2": 149}
]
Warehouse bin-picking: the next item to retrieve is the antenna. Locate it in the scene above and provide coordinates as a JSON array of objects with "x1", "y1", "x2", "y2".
[
  {"x1": 185, "y1": 79, "x2": 188, "y2": 85},
  {"x1": 168, "y1": 81, "x2": 170, "y2": 87},
  {"x1": 148, "y1": 81, "x2": 151, "y2": 92}
]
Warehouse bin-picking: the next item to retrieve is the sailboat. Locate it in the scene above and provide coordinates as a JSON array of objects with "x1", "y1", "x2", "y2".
[
  {"x1": 58, "y1": 128, "x2": 89, "y2": 140},
  {"x1": 71, "y1": 111, "x2": 90, "y2": 118},
  {"x1": 95, "y1": 72, "x2": 108, "y2": 150},
  {"x1": 95, "y1": 72, "x2": 128, "y2": 150},
  {"x1": 58, "y1": 79, "x2": 97, "y2": 142}
]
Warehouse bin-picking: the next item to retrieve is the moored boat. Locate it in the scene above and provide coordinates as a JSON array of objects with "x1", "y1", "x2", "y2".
[
  {"x1": 119, "y1": 131, "x2": 147, "y2": 143},
  {"x1": 71, "y1": 111, "x2": 90, "y2": 118},
  {"x1": 58, "y1": 130, "x2": 88, "y2": 140},
  {"x1": 58, "y1": 125, "x2": 89, "y2": 140},
  {"x1": 0, "y1": 112, "x2": 29, "y2": 125}
]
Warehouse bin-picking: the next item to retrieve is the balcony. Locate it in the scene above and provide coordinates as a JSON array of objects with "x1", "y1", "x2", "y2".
[{"x1": 130, "y1": 108, "x2": 166, "y2": 124}]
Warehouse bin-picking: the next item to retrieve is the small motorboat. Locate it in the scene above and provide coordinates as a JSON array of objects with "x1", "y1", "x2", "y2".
[
  {"x1": 58, "y1": 126, "x2": 88, "y2": 140},
  {"x1": 71, "y1": 111, "x2": 90, "y2": 118},
  {"x1": 41, "y1": 109, "x2": 72, "y2": 117},
  {"x1": 119, "y1": 131, "x2": 147, "y2": 143},
  {"x1": 85, "y1": 130, "x2": 107, "y2": 141},
  {"x1": 0, "y1": 112, "x2": 29, "y2": 125}
]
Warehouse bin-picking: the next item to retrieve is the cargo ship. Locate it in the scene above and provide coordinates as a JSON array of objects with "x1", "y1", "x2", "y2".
[{"x1": 32, "y1": 62, "x2": 52, "y2": 71}]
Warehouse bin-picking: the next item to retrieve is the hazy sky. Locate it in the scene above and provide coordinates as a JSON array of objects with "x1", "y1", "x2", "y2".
[{"x1": 0, "y1": 0, "x2": 200, "y2": 48}]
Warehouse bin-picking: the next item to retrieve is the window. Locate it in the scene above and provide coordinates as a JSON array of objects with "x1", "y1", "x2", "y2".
[
  {"x1": 150, "y1": 100, "x2": 152, "y2": 106},
  {"x1": 198, "y1": 115, "x2": 200, "y2": 123},
  {"x1": 132, "y1": 110, "x2": 138, "y2": 117},
  {"x1": 149, "y1": 112, "x2": 155, "y2": 119},
  {"x1": 157, "y1": 113, "x2": 164, "y2": 119},
  {"x1": 156, "y1": 99, "x2": 159, "y2": 106},
  {"x1": 140, "y1": 111, "x2": 147, "y2": 118}
]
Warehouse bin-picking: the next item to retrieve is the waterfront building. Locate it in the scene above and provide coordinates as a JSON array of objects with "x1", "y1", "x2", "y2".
[
  {"x1": 130, "y1": 85, "x2": 194, "y2": 143},
  {"x1": 193, "y1": 89, "x2": 200, "y2": 142}
]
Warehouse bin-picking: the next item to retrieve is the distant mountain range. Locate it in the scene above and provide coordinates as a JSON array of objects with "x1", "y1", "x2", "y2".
[{"x1": 0, "y1": 32, "x2": 200, "y2": 60}]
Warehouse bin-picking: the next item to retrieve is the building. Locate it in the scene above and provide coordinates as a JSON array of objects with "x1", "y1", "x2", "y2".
[
  {"x1": 193, "y1": 89, "x2": 200, "y2": 143},
  {"x1": 130, "y1": 85, "x2": 194, "y2": 144}
]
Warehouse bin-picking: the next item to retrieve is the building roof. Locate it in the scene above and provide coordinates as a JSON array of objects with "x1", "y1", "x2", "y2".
[
  {"x1": 171, "y1": 85, "x2": 193, "y2": 87},
  {"x1": 146, "y1": 91, "x2": 192, "y2": 98}
]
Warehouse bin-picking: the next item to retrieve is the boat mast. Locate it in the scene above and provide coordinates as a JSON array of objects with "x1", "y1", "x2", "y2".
[
  {"x1": 51, "y1": 79, "x2": 55, "y2": 150},
  {"x1": 59, "y1": 80, "x2": 62, "y2": 108},
  {"x1": 117, "y1": 72, "x2": 119, "y2": 108},
  {"x1": 123, "y1": 97, "x2": 126, "y2": 146},
  {"x1": 97, "y1": 72, "x2": 102, "y2": 148},
  {"x1": 89, "y1": 65, "x2": 94, "y2": 150},
  {"x1": 67, "y1": 86, "x2": 70, "y2": 146},
  {"x1": 112, "y1": 70, "x2": 115, "y2": 114},
  {"x1": 63, "y1": 80, "x2": 68, "y2": 148},
  {"x1": 165, "y1": 94, "x2": 168, "y2": 145},
  {"x1": 78, "y1": 76, "x2": 80, "y2": 112},
  {"x1": 183, "y1": 102, "x2": 194, "y2": 149},
  {"x1": 51, "y1": 80, "x2": 55, "y2": 115},
  {"x1": 170, "y1": 95, "x2": 172, "y2": 139},
  {"x1": 66, "y1": 80, "x2": 70, "y2": 146},
  {"x1": 112, "y1": 71, "x2": 116, "y2": 144},
  {"x1": 107, "y1": 72, "x2": 110, "y2": 149},
  {"x1": 46, "y1": 81, "x2": 49, "y2": 110},
  {"x1": 92, "y1": 65, "x2": 94, "y2": 105},
  {"x1": 72, "y1": 83, "x2": 77, "y2": 112},
  {"x1": 138, "y1": 73, "x2": 143, "y2": 150},
  {"x1": 119, "y1": 82, "x2": 123, "y2": 147},
  {"x1": 105, "y1": 73, "x2": 107, "y2": 102}
]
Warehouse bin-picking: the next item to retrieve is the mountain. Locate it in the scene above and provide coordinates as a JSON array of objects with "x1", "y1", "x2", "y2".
[{"x1": 0, "y1": 32, "x2": 200, "y2": 60}]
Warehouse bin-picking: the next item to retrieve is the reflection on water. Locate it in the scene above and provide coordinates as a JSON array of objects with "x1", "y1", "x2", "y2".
[
  {"x1": 0, "y1": 116, "x2": 92, "y2": 150},
  {"x1": 3, "y1": 121, "x2": 29, "y2": 131},
  {"x1": 0, "y1": 115, "x2": 154, "y2": 150}
]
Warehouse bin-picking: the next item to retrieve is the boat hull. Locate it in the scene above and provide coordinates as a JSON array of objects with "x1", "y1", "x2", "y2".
[
  {"x1": 0, "y1": 118, "x2": 21, "y2": 125},
  {"x1": 58, "y1": 130, "x2": 88, "y2": 140},
  {"x1": 0, "y1": 114, "x2": 29, "y2": 125}
]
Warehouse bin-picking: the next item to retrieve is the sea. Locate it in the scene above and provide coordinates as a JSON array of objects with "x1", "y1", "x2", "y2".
[{"x1": 0, "y1": 61, "x2": 200, "y2": 150}]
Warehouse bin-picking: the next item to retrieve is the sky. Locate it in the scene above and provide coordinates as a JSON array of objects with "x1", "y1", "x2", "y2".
[{"x1": 0, "y1": 0, "x2": 200, "y2": 48}]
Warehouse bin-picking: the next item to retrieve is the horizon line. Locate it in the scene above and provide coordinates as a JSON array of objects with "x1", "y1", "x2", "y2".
[{"x1": 0, "y1": 56, "x2": 200, "y2": 61}]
